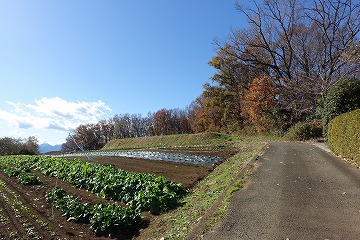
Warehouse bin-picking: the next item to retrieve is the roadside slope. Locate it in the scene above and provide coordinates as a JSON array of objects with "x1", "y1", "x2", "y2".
[{"x1": 205, "y1": 142, "x2": 360, "y2": 239}]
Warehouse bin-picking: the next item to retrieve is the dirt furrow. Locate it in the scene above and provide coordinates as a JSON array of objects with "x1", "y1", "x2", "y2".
[{"x1": 0, "y1": 171, "x2": 108, "y2": 239}]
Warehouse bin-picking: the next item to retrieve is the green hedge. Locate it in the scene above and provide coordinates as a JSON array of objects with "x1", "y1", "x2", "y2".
[
  {"x1": 287, "y1": 119, "x2": 323, "y2": 141},
  {"x1": 327, "y1": 109, "x2": 360, "y2": 163},
  {"x1": 320, "y1": 78, "x2": 360, "y2": 138}
]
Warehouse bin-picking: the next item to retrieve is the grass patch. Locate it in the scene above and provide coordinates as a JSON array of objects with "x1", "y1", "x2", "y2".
[
  {"x1": 102, "y1": 132, "x2": 239, "y2": 150},
  {"x1": 137, "y1": 143, "x2": 266, "y2": 239}
]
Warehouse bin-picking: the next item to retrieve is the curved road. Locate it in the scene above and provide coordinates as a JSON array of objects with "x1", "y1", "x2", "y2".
[{"x1": 205, "y1": 142, "x2": 360, "y2": 239}]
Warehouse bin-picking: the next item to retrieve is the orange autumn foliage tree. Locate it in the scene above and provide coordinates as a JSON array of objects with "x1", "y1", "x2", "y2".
[{"x1": 243, "y1": 75, "x2": 276, "y2": 132}]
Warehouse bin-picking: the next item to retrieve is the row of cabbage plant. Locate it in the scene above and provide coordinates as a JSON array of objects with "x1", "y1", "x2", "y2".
[
  {"x1": 46, "y1": 187, "x2": 142, "y2": 235},
  {"x1": 0, "y1": 155, "x2": 187, "y2": 214}
]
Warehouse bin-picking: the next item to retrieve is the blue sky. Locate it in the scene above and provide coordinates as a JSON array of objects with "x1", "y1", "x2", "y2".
[{"x1": 0, "y1": 1, "x2": 248, "y2": 145}]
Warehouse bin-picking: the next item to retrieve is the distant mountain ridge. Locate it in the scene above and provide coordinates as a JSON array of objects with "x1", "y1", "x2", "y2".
[{"x1": 39, "y1": 143, "x2": 62, "y2": 153}]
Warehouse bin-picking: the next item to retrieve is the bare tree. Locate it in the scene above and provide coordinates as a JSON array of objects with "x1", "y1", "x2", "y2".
[
  {"x1": 98, "y1": 118, "x2": 114, "y2": 144},
  {"x1": 305, "y1": 0, "x2": 360, "y2": 93},
  {"x1": 221, "y1": 0, "x2": 359, "y2": 121}
]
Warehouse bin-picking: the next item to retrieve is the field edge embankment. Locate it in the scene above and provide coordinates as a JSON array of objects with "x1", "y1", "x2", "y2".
[{"x1": 102, "y1": 133, "x2": 237, "y2": 150}]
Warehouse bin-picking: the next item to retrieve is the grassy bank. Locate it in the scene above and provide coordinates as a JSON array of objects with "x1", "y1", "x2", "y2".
[{"x1": 102, "y1": 133, "x2": 238, "y2": 150}]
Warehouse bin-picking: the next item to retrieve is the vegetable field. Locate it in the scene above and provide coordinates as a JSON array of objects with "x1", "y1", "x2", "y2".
[
  {"x1": 0, "y1": 154, "x2": 191, "y2": 239},
  {"x1": 0, "y1": 143, "x2": 233, "y2": 240}
]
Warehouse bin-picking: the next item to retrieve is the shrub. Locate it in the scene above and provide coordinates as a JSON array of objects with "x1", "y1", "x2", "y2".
[
  {"x1": 327, "y1": 109, "x2": 360, "y2": 163},
  {"x1": 320, "y1": 78, "x2": 360, "y2": 138},
  {"x1": 287, "y1": 119, "x2": 323, "y2": 141}
]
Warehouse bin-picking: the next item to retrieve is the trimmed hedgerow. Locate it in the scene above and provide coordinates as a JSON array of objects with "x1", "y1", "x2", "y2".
[
  {"x1": 320, "y1": 78, "x2": 360, "y2": 138},
  {"x1": 287, "y1": 119, "x2": 323, "y2": 141},
  {"x1": 327, "y1": 109, "x2": 360, "y2": 163}
]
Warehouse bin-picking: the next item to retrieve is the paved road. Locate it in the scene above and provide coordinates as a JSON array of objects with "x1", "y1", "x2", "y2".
[{"x1": 205, "y1": 142, "x2": 360, "y2": 240}]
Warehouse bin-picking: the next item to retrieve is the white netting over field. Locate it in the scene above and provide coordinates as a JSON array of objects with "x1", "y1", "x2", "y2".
[{"x1": 60, "y1": 151, "x2": 222, "y2": 166}]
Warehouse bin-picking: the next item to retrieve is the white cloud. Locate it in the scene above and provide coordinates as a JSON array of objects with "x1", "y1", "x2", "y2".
[
  {"x1": 27, "y1": 97, "x2": 111, "y2": 121},
  {"x1": 9, "y1": 129, "x2": 26, "y2": 137},
  {"x1": 0, "y1": 97, "x2": 112, "y2": 132}
]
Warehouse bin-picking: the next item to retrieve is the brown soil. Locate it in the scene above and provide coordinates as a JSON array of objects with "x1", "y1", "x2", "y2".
[
  {"x1": 76, "y1": 147, "x2": 237, "y2": 189},
  {"x1": 0, "y1": 148, "x2": 236, "y2": 239},
  {"x1": 78, "y1": 156, "x2": 213, "y2": 189},
  {"x1": 0, "y1": 170, "x2": 109, "y2": 240}
]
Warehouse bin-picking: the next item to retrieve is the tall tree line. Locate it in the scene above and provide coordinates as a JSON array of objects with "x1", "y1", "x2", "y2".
[
  {"x1": 0, "y1": 136, "x2": 39, "y2": 156},
  {"x1": 198, "y1": 0, "x2": 359, "y2": 132},
  {"x1": 62, "y1": 109, "x2": 195, "y2": 151}
]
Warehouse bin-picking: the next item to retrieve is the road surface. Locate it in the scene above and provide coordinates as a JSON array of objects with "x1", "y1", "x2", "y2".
[{"x1": 205, "y1": 142, "x2": 360, "y2": 239}]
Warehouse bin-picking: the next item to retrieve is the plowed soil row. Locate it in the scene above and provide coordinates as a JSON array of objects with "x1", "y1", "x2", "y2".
[
  {"x1": 77, "y1": 156, "x2": 213, "y2": 188},
  {"x1": 0, "y1": 170, "x2": 114, "y2": 239},
  {"x1": 75, "y1": 148, "x2": 236, "y2": 188}
]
